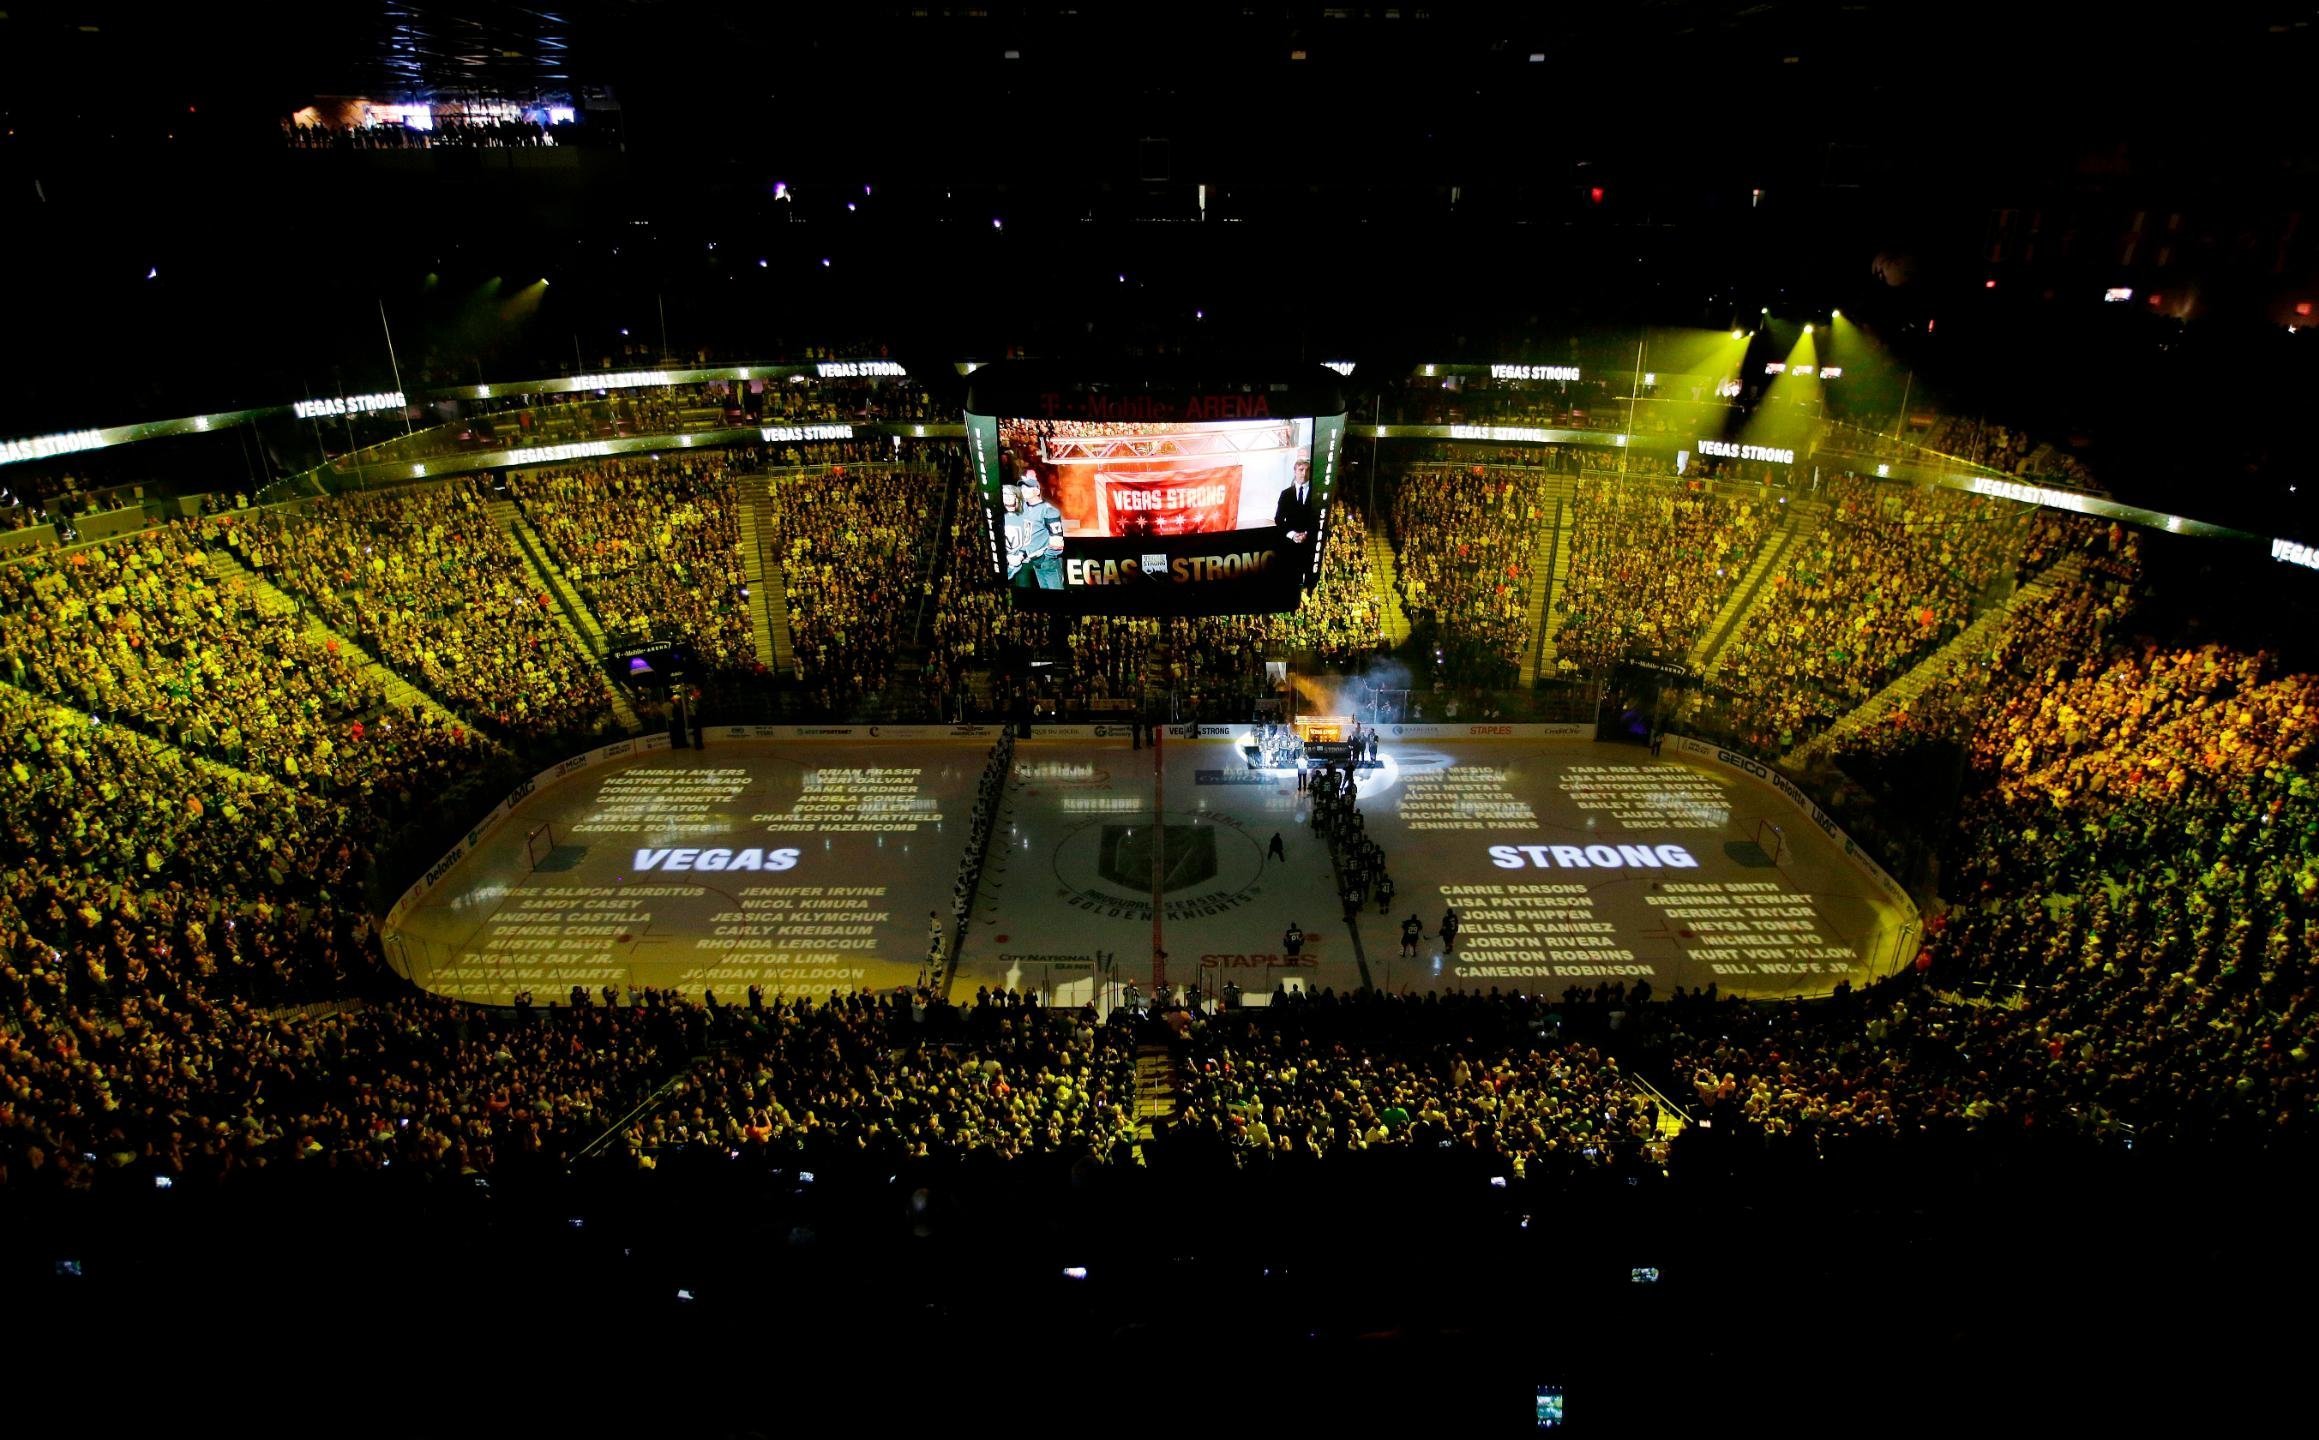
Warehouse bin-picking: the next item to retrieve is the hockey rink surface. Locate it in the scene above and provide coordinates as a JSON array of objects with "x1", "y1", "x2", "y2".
[{"x1": 387, "y1": 730, "x2": 1913, "y2": 1008}]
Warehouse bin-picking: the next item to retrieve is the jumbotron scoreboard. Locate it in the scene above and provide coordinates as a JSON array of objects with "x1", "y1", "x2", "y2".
[{"x1": 963, "y1": 363, "x2": 1349, "y2": 614}]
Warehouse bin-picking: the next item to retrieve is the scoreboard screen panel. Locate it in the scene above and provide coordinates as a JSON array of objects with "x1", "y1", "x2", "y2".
[{"x1": 964, "y1": 366, "x2": 1346, "y2": 615}]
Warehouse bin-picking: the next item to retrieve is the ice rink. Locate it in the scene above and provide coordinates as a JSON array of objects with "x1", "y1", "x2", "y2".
[
  {"x1": 385, "y1": 730, "x2": 1913, "y2": 1008},
  {"x1": 970, "y1": 732, "x2": 1912, "y2": 1006},
  {"x1": 386, "y1": 737, "x2": 994, "y2": 1004}
]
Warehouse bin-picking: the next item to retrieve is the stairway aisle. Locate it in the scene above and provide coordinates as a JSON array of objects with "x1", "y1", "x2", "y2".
[
  {"x1": 204, "y1": 547, "x2": 472, "y2": 729},
  {"x1": 1364, "y1": 525, "x2": 1413, "y2": 648},
  {"x1": 748, "y1": 483, "x2": 799, "y2": 676},
  {"x1": 1690, "y1": 499, "x2": 1823, "y2": 680},
  {"x1": 486, "y1": 494, "x2": 643, "y2": 733},
  {"x1": 734, "y1": 483, "x2": 784, "y2": 673},
  {"x1": 1131, "y1": 1044, "x2": 1179, "y2": 1160},
  {"x1": 1784, "y1": 554, "x2": 2085, "y2": 765},
  {"x1": 1523, "y1": 473, "x2": 1579, "y2": 684}
]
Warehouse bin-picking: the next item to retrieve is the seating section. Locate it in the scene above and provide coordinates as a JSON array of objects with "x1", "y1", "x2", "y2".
[
  {"x1": 1695, "y1": 478, "x2": 2030, "y2": 752},
  {"x1": 4, "y1": 426, "x2": 2317, "y2": 1202},
  {"x1": 1392, "y1": 466, "x2": 1554, "y2": 686},
  {"x1": 227, "y1": 481, "x2": 614, "y2": 742},
  {"x1": 509, "y1": 455, "x2": 755, "y2": 669},
  {"x1": 647, "y1": 995, "x2": 1142, "y2": 1162},
  {"x1": 763, "y1": 466, "x2": 944, "y2": 714},
  {"x1": 1672, "y1": 637, "x2": 2319, "y2": 1148},
  {"x1": 1553, "y1": 476, "x2": 1774, "y2": 671},
  {"x1": 0, "y1": 523, "x2": 491, "y2": 828},
  {"x1": 1170, "y1": 993, "x2": 1664, "y2": 1177},
  {"x1": 0, "y1": 525, "x2": 380, "y2": 772}
]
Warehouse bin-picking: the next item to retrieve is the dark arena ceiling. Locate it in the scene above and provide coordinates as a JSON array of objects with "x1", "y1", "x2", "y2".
[{"x1": 2, "y1": 3, "x2": 2317, "y2": 527}]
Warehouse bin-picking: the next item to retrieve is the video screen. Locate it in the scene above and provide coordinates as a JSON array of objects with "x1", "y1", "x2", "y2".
[
  {"x1": 1535, "y1": 1385, "x2": 1565, "y2": 1429},
  {"x1": 966, "y1": 413, "x2": 1344, "y2": 614}
]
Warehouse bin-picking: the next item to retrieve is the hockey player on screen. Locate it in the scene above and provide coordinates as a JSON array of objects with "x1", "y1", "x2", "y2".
[
  {"x1": 1019, "y1": 470, "x2": 1066, "y2": 589},
  {"x1": 1003, "y1": 481, "x2": 1035, "y2": 587}
]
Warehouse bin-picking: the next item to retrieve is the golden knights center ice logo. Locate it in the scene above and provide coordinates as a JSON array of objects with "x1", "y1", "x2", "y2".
[{"x1": 1051, "y1": 815, "x2": 1271, "y2": 921}]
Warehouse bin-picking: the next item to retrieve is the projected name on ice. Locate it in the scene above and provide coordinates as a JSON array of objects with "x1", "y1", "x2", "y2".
[
  {"x1": 632, "y1": 847, "x2": 801, "y2": 873},
  {"x1": 1489, "y1": 844, "x2": 1701, "y2": 869},
  {"x1": 1696, "y1": 439, "x2": 1795, "y2": 465},
  {"x1": 760, "y1": 424, "x2": 856, "y2": 442},
  {"x1": 815, "y1": 361, "x2": 907, "y2": 377},
  {"x1": 2274, "y1": 537, "x2": 2319, "y2": 572},
  {"x1": 294, "y1": 392, "x2": 405, "y2": 420},
  {"x1": 1066, "y1": 550, "x2": 1276, "y2": 585},
  {"x1": 1490, "y1": 364, "x2": 1581, "y2": 382}
]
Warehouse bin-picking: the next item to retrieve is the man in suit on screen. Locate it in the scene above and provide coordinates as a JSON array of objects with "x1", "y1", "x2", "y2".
[{"x1": 1273, "y1": 456, "x2": 1318, "y2": 578}]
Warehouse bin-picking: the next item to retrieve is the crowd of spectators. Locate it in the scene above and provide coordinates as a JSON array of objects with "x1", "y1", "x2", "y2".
[
  {"x1": 12, "y1": 396, "x2": 2319, "y2": 1212},
  {"x1": 1391, "y1": 465, "x2": 1553, "y2": 686},
  {"x1": 637, "y1": 990, "x2": 1142, "y2": 1167},
  {"x1": 283, "y1": 116, "x2": 583, "y2": 150},
  {"x1": 757, "y1": 377, "x2": 940, "y2": 424},
  {"x1": 509, "y1": 455, "x2": 755, "y2": 669},
  {"x1": 1552, "y1": 476, "x2": 1772, "y2": 673},
  {"x1": 0, "y1": 522, "x2": 493, "y2": 839},
  {"x1": 0, "y1": 642, "x2": 708, "y2": 1192},
  {"x1": 763, "y1": 465, "x2": 943, "y2": 715},
  {"x1": 1689, "y1": 476, "x2": 2031, "y2": 753},
  {"x1": 0, "y1": 526, "x2": 377, "y2": 767},
  {"x1": 1829, "y1": 514, "x2": 2141, "y2": 760},
  {"x1": 227, "y1": 480, "x2": 615, "y2": 743},
  {"x1": 1917, "y1": 415, "x2": 2098, "y2": 488},
  {"x1": 1277, "y1": 500, "x2": 1389, "y2": 663},
  {"x1": 1, "y1": 471, "x2": 150, "y2": 536},
  {"x1": 1166, "y1": 988, "x2": 1665, "y2": 1177},
  {"x1": 1666, "y1": 629, "x2": 2318, "y2": 1152}
]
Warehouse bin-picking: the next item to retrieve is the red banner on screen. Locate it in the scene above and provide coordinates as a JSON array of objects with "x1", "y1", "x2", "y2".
[{"x1": 1095, "y1": 464, "x2": 1241, "y2": 537}]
